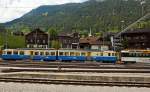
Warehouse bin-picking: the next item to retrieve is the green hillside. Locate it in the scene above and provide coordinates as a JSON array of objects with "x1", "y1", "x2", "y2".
[
  {"x1": 1, "y1": 0, "x2": 150, "y2": 49},
  {"x1": 5, "y1": 0, "x2": 150, "y2": 33}
]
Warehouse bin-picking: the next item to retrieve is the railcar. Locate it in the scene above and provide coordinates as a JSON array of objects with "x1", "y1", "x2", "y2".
[
  {"x1": 58, "y1": 49, "x2": 88, "y2": 62},
  {"x1": 1, "y1": 48, "x2": 119, "y2": 63},
  {"x1": 121, "y1": 50, "x2": 150, "y2": 63},
  {"x1": 30, "y1": 49, "x2": 57, "y2": 61},
  {"x1": 1, "y1": 49, "x2": 57, "y2": 61},
  {"x1": 91, "y1": 51, "x2": 118, "y2": 63},
  {"x1": 2, "y1": 49, "x2": 30, "y2": 60}
]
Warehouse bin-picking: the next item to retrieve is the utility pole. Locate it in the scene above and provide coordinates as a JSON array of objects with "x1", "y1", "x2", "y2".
[
  {"x1": 48, "y1": 30, "x2": 50, "y2": 48},
  {"x1": 4, "y1": 0, "x2": 8, "y2": 49},
  {"x1": 140, "y1": 0, "x2": 146, "y2": 16},
  {"x1": 120, "y1": 20, "x2": 125, "y2": 50},
  {"x1": 5, "y1": 29, "x2": 8, "y2": 49}
]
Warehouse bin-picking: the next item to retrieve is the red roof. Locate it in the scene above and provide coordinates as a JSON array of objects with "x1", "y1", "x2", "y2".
[{"x1": 79, "y1": 36, "x2": 100, "y2": 45}]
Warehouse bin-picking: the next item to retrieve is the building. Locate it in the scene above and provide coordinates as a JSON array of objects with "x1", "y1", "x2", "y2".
[
  {"x1": 121, "y1": 28, "x2": 150, "y2": 49},
  {"x1": 25, "y1": 28, "x2": 48, "y2": 48},
  {"x1": 79, "y1": 36, "x2": 111, "y2": 50},
  {"x1": 57, "y1": 32, "x2": 79, "y2": 49},
  {"x1": 13, "y1": 31, "x2": 24, "y2": 36}
]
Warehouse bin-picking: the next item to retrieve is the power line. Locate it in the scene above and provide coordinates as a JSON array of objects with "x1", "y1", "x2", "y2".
[{"x1": 115, "y1": 12, "x2": 150, "y2": 37}]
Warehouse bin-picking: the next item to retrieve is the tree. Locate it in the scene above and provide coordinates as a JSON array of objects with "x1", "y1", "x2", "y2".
[
  {"x1": 0, "y1": 24, "x2": 5, "y2": 31},
  {"x1": 48, "y1": 28, "x2": 58, "y2": 40},
  {"x1": 51, "y1": 40, "x2": 61, "y2": 50},
  {"x1": 122, "y1": 38, "x2": 129, "y2": 49}
]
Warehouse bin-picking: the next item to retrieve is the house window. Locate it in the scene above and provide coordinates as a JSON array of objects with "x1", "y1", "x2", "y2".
[
  {"x1": 37, "y1": 40, "x2": 40, "y2": 43},
  {"x1": 43, "y1": 40, "x2": 45, "y2": 44},
  {"x1": 30, "y1": 39, "x2": 33, "y2": 42},
  {"x1": 64, "y1": 40, "x2": 66, "y2": 43}
]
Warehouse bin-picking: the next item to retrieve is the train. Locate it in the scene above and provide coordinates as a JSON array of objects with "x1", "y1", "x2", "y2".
[
  {"x1": 1, "y1": 48, "x2": 150, "y2": 64},
  {"x1": 0, "y1": 48, "x2": 118, "y2": 63},
  {"x1": 121, "y1": 49, "x2": 150, "y2": 63}
]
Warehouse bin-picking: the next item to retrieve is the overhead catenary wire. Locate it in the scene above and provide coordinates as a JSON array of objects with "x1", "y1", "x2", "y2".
[{"x1": 115, "y1": 12, "x2": 150, "y2": 38}]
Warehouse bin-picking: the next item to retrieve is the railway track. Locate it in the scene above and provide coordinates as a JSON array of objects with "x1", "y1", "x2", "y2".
[
  {"x1": 0, "y1": 77, "x2": 149, "y2": 87},
  {"x1": 2, "y1": 67, "x2": 150, "y2": 73},
  {"x1": 0, "y1": 61, "x2": 150, "y2": 69},
  {"x1": 0, "y1": 61, "x2": 150, "y2": 87}
]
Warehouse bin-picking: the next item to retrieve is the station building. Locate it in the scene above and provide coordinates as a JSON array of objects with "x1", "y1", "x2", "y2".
[
  {"x1": 121, "y1": 28, "x2": 150, "y2": 49},
  {"x1": 25, "y1": 28, "x2": 48, "y2": 48}
]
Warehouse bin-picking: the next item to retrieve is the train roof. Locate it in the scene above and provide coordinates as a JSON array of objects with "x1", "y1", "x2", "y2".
[
  {"x1": 2, "y1": 48, "x2": 117, "y2": 52},
  {"x1": 3, "y1": 48, "x2": 56, "y2": 50},
  {"x1": 121, "y1": 49, "x2": 150, "y2": 53}
]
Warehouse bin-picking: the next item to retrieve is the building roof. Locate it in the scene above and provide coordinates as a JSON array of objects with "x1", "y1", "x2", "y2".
[
  {"x1": 58, "y1": 32, "x2": 79, "y2": 38},
  {"x1": 25, "y1": 28, "x2": 47, "y2": 36},
  {"x1": 79, "y1": 36, "x2": 101, "y2": 45}
]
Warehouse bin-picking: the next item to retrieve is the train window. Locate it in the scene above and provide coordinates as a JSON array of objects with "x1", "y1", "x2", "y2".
[
  {"x1": 40, "y1": 52, "x2": 44, "y2": 55},
  {"x1": 122, "y1": 53, "x2": 130, "y2": 57},
  {"x1": 7, "y1": 51, "x2": 12, "y2": 55},
  {"x1": 13, "y1": 51, "x2": 18, "y2": 55},
  {"x1": 70, "y1": 52, "x2": 74, "y2": 56},
  {"x1": 121, "y1": 53, "x2": 125, "y2": 57},
  {"x1": 139, "y1": 53, "x2": 143, "y2": 57},
  {"x1": 76, "y1": 52, "x2": 80, "y2": 56},
  {"x1": 3, "y1": 51, "x2": 7, "y2": 54},
  {"x1": 59, "y1": 52, "x2": 64, "y2": 56},
  {"x1": 145, "y1": 53, "x2": 149, "y2": 57},
  {"x1": 65, "y1": 52, "x2": 69, "y2": 56},
  {"x1": 101, "y1": 53, "x2": 103, "y2": 56},
  {"x1": 129, "y1": 53, "x2": 132, "y2": 57},
  {"x1": 30, "y1": 51, "x2": 34, "y2": 55},
  {"x1": 108, "y1": 53, "x2": 111, "y2": 56},
  {"x1": 51, "y1": 52, "x2": 56, "y2": 56},
  {"x1": 135, "y1": 53, "x2": 139, "y2": 57},
  {"x1": 20, "y1": 51, "x2": 24, "y2": 55},
  {"x1": 81, "y1": 52, "x2": 86, "y2": 56},
  {"x1": 45, "y1": 52, "x2": 49, "y2": 55},
  {"x1": 143, "y1": 53, "x2": 146, "y2": 57},
  {"x1": 35, "y1": 52, "x2": 39, "y2": 55}
]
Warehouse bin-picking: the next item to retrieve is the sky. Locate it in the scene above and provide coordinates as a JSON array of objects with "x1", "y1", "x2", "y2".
[{"x1": 0, "y1": 0, "x2": 87, "y2": 23}]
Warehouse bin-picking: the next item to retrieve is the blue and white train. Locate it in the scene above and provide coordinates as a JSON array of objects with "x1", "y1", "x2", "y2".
[{"x1": 1, "y1": 48, "x2": 119, "y2": 63}]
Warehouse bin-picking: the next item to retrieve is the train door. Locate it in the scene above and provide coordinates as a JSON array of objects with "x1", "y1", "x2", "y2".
[
  {"x1": 30, "y1": 51, "x2": 34, "y2": 55},
  {"x1": 87, "y1": 51, "x2": 92, "y2": 61}
]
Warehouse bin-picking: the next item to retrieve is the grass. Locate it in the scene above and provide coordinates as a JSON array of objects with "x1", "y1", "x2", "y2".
[{"x1": 0, "y1": 33, "x2": 25, "y2": 49}]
